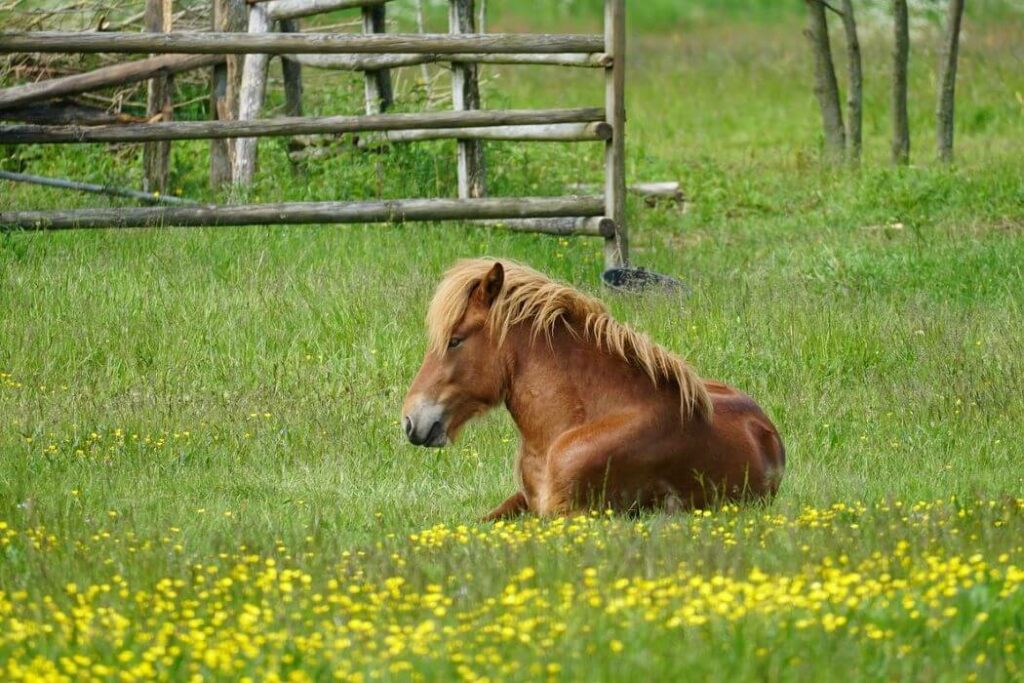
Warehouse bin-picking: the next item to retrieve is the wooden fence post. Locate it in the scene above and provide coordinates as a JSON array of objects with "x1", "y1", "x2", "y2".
[
  {"x1": 232, "y1": 3, "x2": 271, "y2": 186},
  {"x1": 603, "y1": 0, "x2": 627, "y2": 269},
  {"x1": 449, "y1": 0, "x2": 486, "y2": 199},
  {"x1": 143, "y1": 0, "x2": 173, "y2": 194},
  {"x1": 279, "y1": 18, "x2": 306, "y2": 172},
  {"x1": 210, "y1": 0, "x2": 246, "y2": 188},
  {"x1": 361, "y1": 4, "x2": 393, "y2": 114},
  {"x1": 280, "y1": 20, "x2": 304, "y2": 118}
]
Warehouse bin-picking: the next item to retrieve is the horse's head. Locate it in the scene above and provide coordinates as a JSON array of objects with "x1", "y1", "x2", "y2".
[{"x1": 402, "y1": 262, "x2": 507, "y2": 447}]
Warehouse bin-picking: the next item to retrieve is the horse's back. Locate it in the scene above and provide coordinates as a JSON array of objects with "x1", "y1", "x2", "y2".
[{"x1": 668, "y1": 380, "x2": 785, "y2": 504}]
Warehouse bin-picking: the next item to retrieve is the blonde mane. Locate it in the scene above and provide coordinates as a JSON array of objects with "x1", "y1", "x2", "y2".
[{"x1": 426, "y1": 258, "x2": 713, "y2": 422}]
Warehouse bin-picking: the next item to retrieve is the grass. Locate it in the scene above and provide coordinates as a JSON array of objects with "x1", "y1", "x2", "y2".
[{"x1": 2, "y1": 3, "x2": 1024, "y2": 681}]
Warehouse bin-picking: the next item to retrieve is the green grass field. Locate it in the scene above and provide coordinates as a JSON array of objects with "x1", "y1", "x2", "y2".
[{"x1": 2, "y1": 2, "x2": 1024, "y2": 680}]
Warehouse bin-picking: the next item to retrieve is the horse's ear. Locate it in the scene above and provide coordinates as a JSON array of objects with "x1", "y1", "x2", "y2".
[{"x1": 474, "y1": 261, "x2": 504, "y2": 308}]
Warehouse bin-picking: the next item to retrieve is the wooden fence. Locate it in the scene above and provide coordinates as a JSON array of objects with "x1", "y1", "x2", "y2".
[{"x1": 0, "y1": 0, "x2": 629, "y2": 269}]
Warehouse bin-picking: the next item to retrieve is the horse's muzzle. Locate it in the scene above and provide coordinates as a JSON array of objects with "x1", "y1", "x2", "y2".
[{"x1": 403, "y1": 401, "x2": 448, "y2": 447}]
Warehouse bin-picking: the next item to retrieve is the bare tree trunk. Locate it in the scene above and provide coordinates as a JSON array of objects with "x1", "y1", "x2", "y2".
[
  {"x1": 144, "y1": 0, "x2": 173, "y2": 194},
  {"x1": 936, "y1": 0, "x2": 965, "y2": 163},
  {"x1": 840, "y1": 0, "x2": 862, "y2": 164},
  {"x1": 891, "y1": 0, "x2": 910, "y2": 165},
  {"x1": 804, "y1": 0, "x2": 845, "y2": 163}
]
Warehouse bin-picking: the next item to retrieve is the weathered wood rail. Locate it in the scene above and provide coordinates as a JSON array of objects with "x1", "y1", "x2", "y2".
[
  {"x1": 285, "y1": 51, "x2": 609, "y2": 69},
  {"x1": 0, "y1": 55, "x2": 223, "y2": 110},
  {"x1": 0, "y1": 0, "x2": 629, "y2": 270},
  {"x1": 0, "y1": 32, "x2": 605, "y2": 55},
  {"x1": 0, "y1": 196, "x2": 604, "y2": 231},
  {"x1": 0, "y1": 108, "x2": 604, "y2": 144}
]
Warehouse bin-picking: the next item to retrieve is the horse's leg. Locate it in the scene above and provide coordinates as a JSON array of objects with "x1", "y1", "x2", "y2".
[
  {"x1": 538, "y1": 410, "x2": 658, "y2": 516},
  {"x1": 480, "y1": 491, "x2": 529, "y2": 522}
]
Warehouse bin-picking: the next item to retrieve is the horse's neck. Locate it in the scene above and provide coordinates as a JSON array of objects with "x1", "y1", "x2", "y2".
[{"x1": 502, "y1": 322, "x2": 648, "y2": 454}]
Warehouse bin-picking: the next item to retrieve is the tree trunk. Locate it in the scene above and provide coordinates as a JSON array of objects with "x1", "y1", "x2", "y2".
[
  {"x1": 891, "y1": 0, "x2": 910, "y2": 165},
  {"x1": 936, "y1": 0, "x2": 965, "y2": 163},
  {"x1": 804, "y1": 0, "x2": 845, "y2": 163},
  {"x1": 840, "y1": 0, "x2": 862, "y2": 164}
]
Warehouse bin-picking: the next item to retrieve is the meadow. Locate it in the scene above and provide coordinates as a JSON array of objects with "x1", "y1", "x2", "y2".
[{"x1": 2, "y1": 1, "x2": 1024, "y2": 680}]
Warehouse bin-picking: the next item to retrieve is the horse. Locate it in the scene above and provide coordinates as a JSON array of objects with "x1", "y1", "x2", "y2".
[{"x1": 401, "y1": 258, "x2": 785, "y2": 519}]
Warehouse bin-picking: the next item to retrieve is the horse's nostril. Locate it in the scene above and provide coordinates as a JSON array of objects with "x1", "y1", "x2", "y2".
[
  {"x1": 403, "y1": 416, "x2": 414, "y2": 438},
  {"x1": 425, "y1": 420, "x2": 444, "y2": 446}
]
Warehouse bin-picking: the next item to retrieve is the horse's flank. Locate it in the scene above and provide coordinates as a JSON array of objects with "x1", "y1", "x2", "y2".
[{"x1": 426, "y1": 258, "x2": 714, "y2": 422}]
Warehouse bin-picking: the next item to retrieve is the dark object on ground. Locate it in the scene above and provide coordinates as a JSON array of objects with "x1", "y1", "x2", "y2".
[{"x1": 602, "y1": 267, "x2": 689, "y2": 294}]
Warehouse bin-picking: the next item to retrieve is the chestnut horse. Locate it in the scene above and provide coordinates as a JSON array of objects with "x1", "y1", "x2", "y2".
[{"x1": 402, "y1": 259, "x2": 784, "y2": 519}]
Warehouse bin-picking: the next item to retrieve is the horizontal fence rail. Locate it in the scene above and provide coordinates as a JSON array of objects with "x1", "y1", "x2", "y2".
[
  {"x1": 0, "y1": 55, "x2": 224, "y2": 110},
  {"x1": 0, "y1": 196, "x2": 605, "y2": 231},
  {"x1": 383, "y1": 122, "x2": 611, "y2": 143},
  {"x1": 0, "y1": 107, "x2": 605, "y2": 144},
  {"x1": 285, "y1": 52, "x2": 610, "y2": 70},
  {"x1": 0, "y1": 32, "x2": 605, "y2": 55}
]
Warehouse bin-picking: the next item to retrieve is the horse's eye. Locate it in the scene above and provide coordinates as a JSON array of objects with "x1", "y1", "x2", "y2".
[{"x1": 447, "y1": 337, "x2": 463, "y2": 349}]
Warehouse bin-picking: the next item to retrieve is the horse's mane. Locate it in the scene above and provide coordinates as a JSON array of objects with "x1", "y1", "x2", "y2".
[{"x1": 427, "y1": 258, "x2": 713, "y2": 422}]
